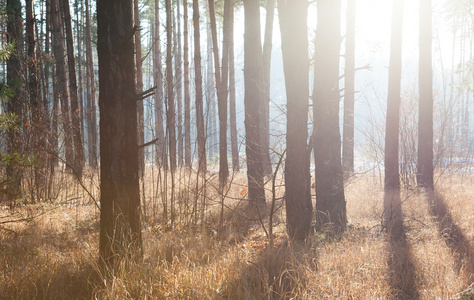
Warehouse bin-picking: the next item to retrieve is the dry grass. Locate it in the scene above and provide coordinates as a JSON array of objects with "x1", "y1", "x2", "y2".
[{"x1": 1, "y1": 171, "x2": 473, "y2": 299}]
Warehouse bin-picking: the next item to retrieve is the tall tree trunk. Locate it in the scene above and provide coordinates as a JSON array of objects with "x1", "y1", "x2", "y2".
[
  {"x1": 5, "y1": 0, "x2": 23, "y2": 200},
  {"x1": 193, "y1": 0, "x2": 206, "y2": 173},
  {"x1": 166, "y1": 0, "x2": 177, "y2": 172},
  {"x1": 342, "y1": 0, "x2": 356, "y2": 176},
  {"x1": 134, "y1": 0, "x2": 145, "y2": 175},
  {"x1": 27, "y1": 0, "x2": 45, "y2": 201},
  {"x1": 183, "y1": 0, "x2": 191, "y2": 167},
  {"x1": 384, "y1": 0, "x2": 404, "y2": 191},
  {"x1": 175, "y1": 0, "x2": 184, "y2": 166},
  {"x1": 261, "y1": 0, "x2": 275, "y2": 177},
  {"x1": 229, "y1": 1, "x2": 239, "y2": 172},
  {"x1": 62, "y1": 0, "x2": 84, "y2": 176},
  {"x1": 153, "y1": 0, "x2": 167, "y2": 170},
  {"x1": 206, "y1": 25, "x2": 217, "y2": 158},
  {"x1": 278, "y1": 0, "x2": 312, "y2": 241},
  {"x1": 51, "y1": 0, "x2": 74, "y2": 170},
  {"x1": 313, "y1": 0, "x2": 347, "y2": 233},
  {"x1": 76, "y1": 0, "x2": 85, "y2": 152},
  {"x1": 208, "y1": 0, "x2": 229, "y2": 189},
  {"x1": 244, "y1": 0, "x2": 265, "y2": 206},
  {"x1": 85, "y1": 0, "x2": 97, "y2": 168},
  {"x1": 417, "y1": 0, "x2": 433, "y2": 188},
  {"x1": 97, "y1": 0, "x2": 142, "y2": 268}
]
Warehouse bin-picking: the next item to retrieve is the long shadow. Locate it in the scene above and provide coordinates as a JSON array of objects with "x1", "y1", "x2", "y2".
[
  {"x1": 384, "y1": 189, "x2": 419, "y2": 299},
  {"x1": 426, "y1": 189, "x2": 474, "y2": 282}
]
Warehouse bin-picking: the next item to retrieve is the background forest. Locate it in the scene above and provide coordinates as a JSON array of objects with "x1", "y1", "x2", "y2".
[{"x1": 0, "y1": 0, "x2": 473, "y2": 299}]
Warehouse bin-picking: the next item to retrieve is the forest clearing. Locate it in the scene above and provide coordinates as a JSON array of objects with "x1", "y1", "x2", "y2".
[
  {"x1": 1, "y1": 171, "x2": 473, "y2": 299},
  {"x1": 1, "y1": 0, "x2": 474, "y2": 298}
]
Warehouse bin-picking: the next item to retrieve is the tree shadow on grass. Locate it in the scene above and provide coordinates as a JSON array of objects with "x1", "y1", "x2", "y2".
[
  {"x1": 218, "y1": 239, "x2": 311, "y2": 300},
  {"x1": 426, "y1": 189, "x2": 474, "y2": 284},
  {"x1": 384, "y1": 189, "x2": 419, "y2": 299}
]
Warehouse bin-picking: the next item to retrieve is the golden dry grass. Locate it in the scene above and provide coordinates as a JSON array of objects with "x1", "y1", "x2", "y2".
[{"x1": 0, "y1": 171, "x2": 473, "y2": 299}]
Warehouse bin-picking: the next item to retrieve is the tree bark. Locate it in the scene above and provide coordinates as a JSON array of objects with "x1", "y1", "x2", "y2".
[
  {"x1": 183, "y1": 0, "x2": 192, "y2": 167},
  {"x1": 166, "y1": 0, "x2": 177, "y2": 172},
  {"x1": 342, "y1": 0, "x2": 356, "y2": 176},
  {"x1": 208, "y1": 0, "x2": 229, "y2": 189},
  {"x1": 153, "y1": 0, "x2": 167, "y2": 170},
  {"x1": 26, "y1": 0, "x2": 46, "y2": 201},
  {"x1": 193, "y1": 0, "x2": 207, "y2": 173},
  {"x1": 244, "y1": 0, "x2": 266, "y2": 206},
  {"x1": 313, "y1": 0, "x2": 347, "y2": 233},
  {"x1": 134, "y1": 0, "x2": 145, "y2": 176},
  {"x1": 417, "y1": 0, "x2": 433, "y2": 189},
  {"x1": 62, "y1": 0, "x2": 84, "y2": 176},
  {"x1": 85, "y1": 0, "x2": 97, "y2": 168},
  {"x1": 278, "y1": 0, "x2": 312, "y2": 241},
  {"x1": 229, "y1": 1, "x2": 239, "y2": 172},
  {"x1": 97, "y1": 0, "x2": 142, "y2": 268},
  {"x1": 51, "y1": 0, "x2": 74, "y2": 171},
  {"x1": 175, "y1": 0, "x2": 184, "y2": 166},
  {"x1": 384, "y1": 0, "x2": 403, "y2": 191},
  {"x1": 261, "y1": 0, "x2": 275, "y2": 177}
]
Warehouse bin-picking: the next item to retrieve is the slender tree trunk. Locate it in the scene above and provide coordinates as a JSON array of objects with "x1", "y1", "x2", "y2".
[
  {"x1": 261, "y1": 0, "x2": 275, "y2": 177},
  {"x1": 5, "y1": 0, "x2": 23, "y2": 200},
  {"x1": 193, "y1": 0, "x2": 207, "y2": 173},
  {"x1": 278, "y1": 0, "x2": 312, "y2": 241},
  {"x1": 417, "y1": 0, "x2": 433, "y2": 188},
  {"x1": 183, "y1": 0, "x2": 191, "y2": 167},
  {"x1": 208, "y1": 0, "x2": 229, "y2": 188},
  {"x1": 209, "y1": 0, "x2": 230, "y2": 188},
  {"x1": 26, "y1": 0, "x2": 45, "y2": 201},
  {"x1": 384, "y1": 0, "x2": 404, "y2": 191},
  {"x1": 313, "y1": 0, "x2": 347, "y2": 233},
  {"x1": 85, "y1": 0, "x2": 97, "y2": 168},
  {"x1": 244, "y1": 0, "x2": 266, "y2": 206},
  {"x1": 76, "y1": 0, "x2": 85, "y2": 153},
  {"x1": 52, "y1": 0, "x2": 74, "y2": 170},
  {"x1": 134, "y1": 0, "x2": 145, "y2": 175},
  {"x1": 229, "y1": 1, "x2": 239, "y2": 172},
  {"x1": 153, "y1": 0, "x2": 167, "y2": 170},
  {"x1": 97, "y1": 0, "x2": 142, "y2": 268},
  {"x1": 62, "y1": 0, "x2": 84, "y2": 176},
  {"x1": 166, "y1": 0, "x2": 177, "y2": 172},
  {"x1": 175, "y1": 0, "x2": 184, "y2": 166},
  {"x1": 342, "y1": 0, "x2": 356, "y2": 176}
]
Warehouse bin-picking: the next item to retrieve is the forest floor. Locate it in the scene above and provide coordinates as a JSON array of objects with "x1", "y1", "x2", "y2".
[{"x1": 0, "y1": 171, "x2": 473, "y2": 299}]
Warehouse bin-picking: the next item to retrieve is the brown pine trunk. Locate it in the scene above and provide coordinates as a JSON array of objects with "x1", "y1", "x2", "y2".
[
  {"x1": 26, "y1": 0, "x2": 46, "y2": 202},
  {"x1": 166, "y1": 0, "x2": 177, "y2": 172},
  {"x1": 261, "y1": 0, "x2": 275, "y2": 177},
  {"x1": 278, "y1": 0, "x2": 312, "y2": 241},
  {"x1": 384, "y1": 0, "x2": 403, "y2": 191},
  {"x1": 97, "y1": 0, "x2": 142, "y2": 268},
  {"x1": 183, "y1": 0, "x2": 192, "y2": 167},
  {"x1": 134, "y1": 0, "x2": 145, "y2": 175},
  {"x1": 193, "y1": 0, "x2": 207, "y2": 173},
  {"x1": 62, "y1": 0, "x2": 84, "y2": 176},
  {"x1": 313, "y1": 0, "x2": 347, "y2": 233},
  {"x1": 244, "y1": 0, "x2": 265, "y2": 206},
  {"x1": 76, "y1": 0, "x2": 85, "y2": 151},
  {"x1": 417, "y1": 0, "x2": 433, "y2": 189},
  {"x1": 51, "y1": 0, "x2": 74, "y2": 170},
  {"x1": 153, "y1": 0, "x2": 167, "y2": 170},
  {"x1": 342, "y1": 0, "x2": 356, "y2": 176},
  {"x1": 175, "y1": 0, "x2": 184, "y2": 166},
  {"x1": 229, "y1": 1, "x2": 239, "y2": 172},
  {"x1": 6, "y1": 0, "x2": 23, "y2": 197},
  {"x1": 85, "y1": 0, "x2": 97, "y2": 168},
  {"x1": 208, "y1": 0, "x2": 229, "y2": 189}
]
